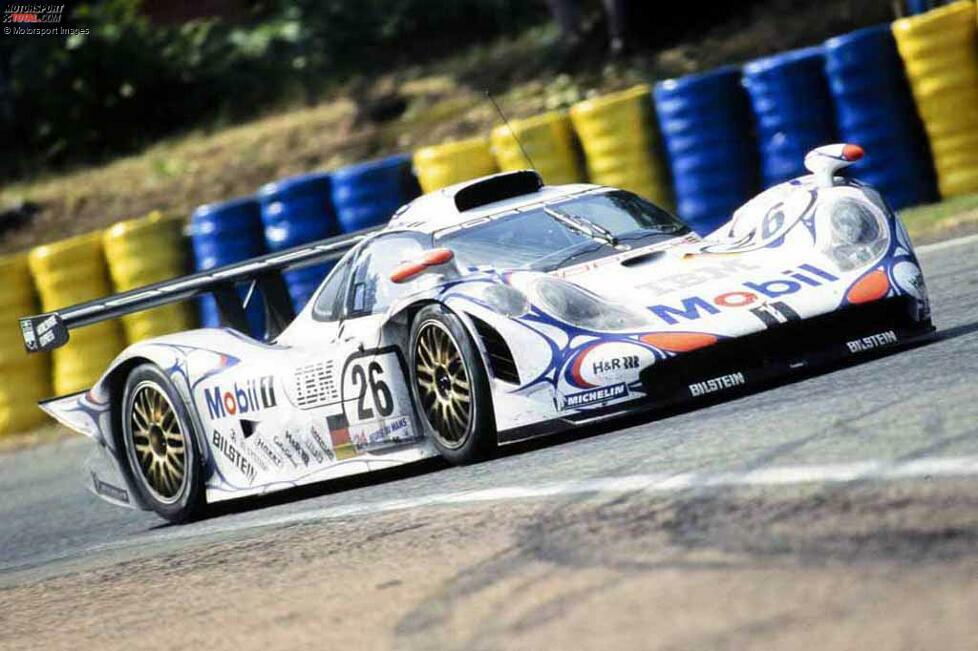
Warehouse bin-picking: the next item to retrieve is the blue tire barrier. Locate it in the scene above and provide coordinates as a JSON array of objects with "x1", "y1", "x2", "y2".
[
  {"x1": 654, "y1": 66, "x2": 758, "y2": 234},
  {"x1": 743, "y1": 46, "x2": 838, "y2": 187},
  {"x1": 258, "y1": 172, "x2": 340, "y2": 311},
  {"x1": 189, "y1": 196, "x2": 267, "y2": 336},
  {"x1": 331, "y1": 154, "x2": 421, "y2": 233},
  {"x1": 905, "y1": 0, "x2": 953, "y2": 15},
  {"x1": 824, "y1": 25, "x2": 938, "y2": 210}
]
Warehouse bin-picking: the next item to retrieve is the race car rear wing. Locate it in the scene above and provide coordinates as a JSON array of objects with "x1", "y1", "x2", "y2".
[{"x1": 20, "y1": 226, "x2": 380, "y2": 353}]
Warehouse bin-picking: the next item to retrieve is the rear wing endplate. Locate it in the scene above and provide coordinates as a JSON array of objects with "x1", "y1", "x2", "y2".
[{"x1": 20, "y1": 226, "x2": 380, "y2": 353}]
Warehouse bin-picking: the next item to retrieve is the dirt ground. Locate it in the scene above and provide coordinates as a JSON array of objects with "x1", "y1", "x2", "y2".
[{"x1": 3, "y1": 480, "x2": 977, "y2": 651}]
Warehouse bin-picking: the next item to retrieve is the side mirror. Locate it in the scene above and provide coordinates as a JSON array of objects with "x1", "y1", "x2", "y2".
[
  {"x1": 804, "y1": 143, "x2": 864, "y2": 189},
  {"x1": 390, "y1": 248, "x2": 455, "y2": 284}
]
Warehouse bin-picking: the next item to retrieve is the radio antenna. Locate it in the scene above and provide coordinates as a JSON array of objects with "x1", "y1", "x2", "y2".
[{"x1": 485, "y1": 89, "x2": 537, "y2": 172}]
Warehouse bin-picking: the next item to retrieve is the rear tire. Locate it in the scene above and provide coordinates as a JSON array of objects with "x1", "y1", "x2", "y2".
[
  {"x1": 120, "y1": 363, "x2": 205, "y2": 523},
  {"x1": 409, "y1": 304, "x2": 496, "y2": 464}
]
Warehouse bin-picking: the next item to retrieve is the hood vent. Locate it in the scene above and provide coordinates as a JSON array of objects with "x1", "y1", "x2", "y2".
[{"x1": 620, "y1": 250, "x2": 666, "y2": 267}]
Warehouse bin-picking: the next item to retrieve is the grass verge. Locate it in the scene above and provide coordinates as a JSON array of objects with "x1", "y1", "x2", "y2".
[{"x1": 900, "y1": 195, "x2": 978, "y2": 244}]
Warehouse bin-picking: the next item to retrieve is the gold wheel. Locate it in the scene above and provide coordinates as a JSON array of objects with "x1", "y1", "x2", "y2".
[
  {"x1": 415, "y1": 320, "x2": 472, "y2": 449},
  {"x1": 129, "y1": 381, "x2": 187, "y2": 503}
]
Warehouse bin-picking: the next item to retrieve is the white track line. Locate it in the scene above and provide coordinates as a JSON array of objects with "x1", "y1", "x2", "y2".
[
  {"x1": 918, "y1": 232, "x2": 978, "y2": 254},
  {"x1": 89, "y1": 454, "x2": 978, "y2": 551}
]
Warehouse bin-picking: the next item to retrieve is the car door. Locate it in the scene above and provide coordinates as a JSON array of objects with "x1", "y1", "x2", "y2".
[{"x1": 334, "y1": 232, "x2": 433, "y2": 454}]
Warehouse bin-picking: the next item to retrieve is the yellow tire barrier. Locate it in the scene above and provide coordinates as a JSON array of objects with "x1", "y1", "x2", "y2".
[
  {"x1": 413, "y1": 137, "x2": 498, "y2": 194},
  {"x1": 490, "y1": 110, "x2": 585, "y2": 185},
  {"x1": 104, "y1": 211, "x2": 195, "y2": 344},
  {"x1": 892, "y1": 1, "x2": 978, "y2": 198},
  {"x1": 28, "y1": 231, "x2": 125, "y2": 395},
  {"x1": 0, "y1": 254, "x2": 49, "y2": 434},
  {"x1": 569, "y1": 85, "x2": 673, "y2": 208}
]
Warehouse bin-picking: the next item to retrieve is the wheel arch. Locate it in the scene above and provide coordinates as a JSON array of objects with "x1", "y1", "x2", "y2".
[
  {"x1": 103, "y1": 354, "x2": 211, "y2": 485},
  {"x1": 404, "y1": 301, "x2": 497, "y2": 462},
  {"x1": 105, "y1": 356, "x2": 152, "y2": 456},
  {"x1": 94, "y1": 356, "x2": 156, "y2": 511},
  {"x1": 386, "y1": 297, "x2": 442, "y2": 329},
  {"x1": 385, "y1": 297, "x2": 494, "y2": 378}
]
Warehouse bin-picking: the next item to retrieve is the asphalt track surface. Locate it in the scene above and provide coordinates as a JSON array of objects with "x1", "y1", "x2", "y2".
[{"x1": 2, "y1": 235, "x2": 977, "y2": 650}]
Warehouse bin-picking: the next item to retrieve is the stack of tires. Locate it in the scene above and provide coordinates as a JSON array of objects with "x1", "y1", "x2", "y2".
[
  {"x1": 490, "y1": 111, "x2": 585, "y2": 185},
  {"x1": 413, "y1": 137, "x2": 498, "y2": 193},
  {"x1": 569, "y1": 85, "x2": 672, "y2": 207},
  {"x1": 743, "y1": 47, "x2": 838, "y2": 187},
  {"x1": 892, "y1": 1, "x2": 978, "y2": 198},
  {"x1": 189, "y1": 196, "x2": 267, "y2": 335},
  {"x1": 824, "y1": 25, "x2": 938, "y2": 210},
  {"x1": 331, "y1": 155, "x2": 421, "y2": 233},
  {"x1": 905, "y1": 0, "x2": 955, "y2": 15},
  {"x1": 654, "y1": 67, "x2": 757, "y2": 234},
  {"x1": 28, "y1": 232, "x2": 125, "y2": 395},
  {"x1": 103, "y1": 211, "x2": 195, "y2": 344},
  {"x1": 0, "y1": 254, "x2": 49, "y2": 434},
  {"x1": 258, "y1": 172, "x2": 339, "y2": 311}
]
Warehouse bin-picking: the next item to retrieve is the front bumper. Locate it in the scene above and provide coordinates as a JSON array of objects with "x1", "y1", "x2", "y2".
[
  {"x1": 498, "y1": 297, "x2": 934, "y2": 443},
  {"x1": 638, "y1": 296, "x2": 933, "y2": 399}
]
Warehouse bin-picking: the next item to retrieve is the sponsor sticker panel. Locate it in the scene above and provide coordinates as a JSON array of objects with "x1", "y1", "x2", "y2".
[
  {"x1": 688, "y1": 372, "x2": 746, "y2": 397},
  {"x1": 846, "y1": 330, "x2": 898, "y2": 354},
  {"x1": 563, "y1": 383, "x2": 629, "y2": 410},
  {"x1": 203, "y1": 376, "x2": 278, "y2": 420},
  {"x1": 212, "y1": 430, "x2": 258, "y2": 483}
]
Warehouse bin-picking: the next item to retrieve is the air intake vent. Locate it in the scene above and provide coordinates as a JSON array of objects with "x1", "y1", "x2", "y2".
[
  {"x1": 293, "y1": 360, "x2": 339, "y2": 408},
  {"x1": 453, "y1": 171, "x2": 543, "y2": 212},
  {"x1": 620, "y1": 250, "x2": 665, "y2": 267},
  {"x1": 470, "y1": 316, "x2": 520, "y2": 385}
]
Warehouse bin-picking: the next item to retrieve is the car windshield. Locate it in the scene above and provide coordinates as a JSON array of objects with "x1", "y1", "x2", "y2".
[{"x1": 435, "y1": 190, "x2": 688, "y2": 272}]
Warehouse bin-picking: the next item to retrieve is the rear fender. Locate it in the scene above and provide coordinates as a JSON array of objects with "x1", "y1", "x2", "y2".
[
  {"x1": 39, "y1": 386, "x2": 149, "y2": 511},
  {"x1": 48, "y1": 335, "x2": 231, "y2": 508},
  {"x1": 39, "y1": 391, "x2": 112, "y2": 444},
  {"x1": 72, "y1": 342, "x2": 202, "y2": 452}
]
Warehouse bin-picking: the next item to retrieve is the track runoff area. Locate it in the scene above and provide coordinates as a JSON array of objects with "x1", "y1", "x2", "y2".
[{"x1": 1, "y1": 233, "x2": 977, "y2": 649}]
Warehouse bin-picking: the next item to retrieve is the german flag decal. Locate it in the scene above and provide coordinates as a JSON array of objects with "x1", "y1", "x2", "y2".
[{"x1": 326, "y1": 413, "x2": 359, "y2": 460}]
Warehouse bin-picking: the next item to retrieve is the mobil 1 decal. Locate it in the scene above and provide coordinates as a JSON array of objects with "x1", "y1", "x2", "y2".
[
  {"x1": 340, "y1": 347, "x2": 420, "y2": 453},
  {"x1": 647, "y1": 264, "x2": 837, "y2": 328},
  {"x1": 203, "y1": 375, "x2": 278, "y2": 421}
]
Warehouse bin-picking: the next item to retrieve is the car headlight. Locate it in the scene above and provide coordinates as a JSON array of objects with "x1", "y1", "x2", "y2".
[
  {"x1": 818, "y1": 199, "x2": 888, "y2": 271},
  {"x1": 510, "y1": 274, "x2": 652, "y2": 331},
  {"x1": 462, "y1": 282, "x2": 530, "y2": 317}
]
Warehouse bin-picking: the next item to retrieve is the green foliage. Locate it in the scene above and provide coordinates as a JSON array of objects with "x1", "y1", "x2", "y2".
[{"x1": 0, "y1": 0, "x2": 545, "y2": 176}]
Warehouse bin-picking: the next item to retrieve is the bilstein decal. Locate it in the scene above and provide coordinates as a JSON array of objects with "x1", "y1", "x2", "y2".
[
  {"x1": 689, "y1": 372, "x2": 746, "y2": 397},
  {"x1": 846, "y1": 330, "x2": 897, "y2": 353}
]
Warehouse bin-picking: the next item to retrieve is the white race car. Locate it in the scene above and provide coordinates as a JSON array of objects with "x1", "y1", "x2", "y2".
[{"x1": 21, "y1": 144, "x2": 934, "y2": 522}]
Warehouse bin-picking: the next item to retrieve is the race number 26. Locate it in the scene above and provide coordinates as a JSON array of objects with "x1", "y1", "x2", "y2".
[{"x1": 347, "y1": 359, "x2": 394, "y2": 420}]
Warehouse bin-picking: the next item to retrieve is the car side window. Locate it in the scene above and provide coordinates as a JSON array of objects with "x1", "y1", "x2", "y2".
[
  {"x1": 311, "y1": 254, "x2": 353, "y2": 322},
  {"x1": 346, "y1": 233, "x2": 430, "y2": 318}
]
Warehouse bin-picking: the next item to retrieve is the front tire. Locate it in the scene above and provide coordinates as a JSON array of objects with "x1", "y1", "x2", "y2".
[
  {"x1": 409, "y1": 304, "x2": 496, "y2": 464},
  {"x1": 120, "y1": 363, "x2": 205, "y2": 523}
]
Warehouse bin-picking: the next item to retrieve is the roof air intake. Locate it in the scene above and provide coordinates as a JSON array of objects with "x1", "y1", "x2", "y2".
[{"x1": 453, "y1": 171, "x2": 543, "y2": 212}]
